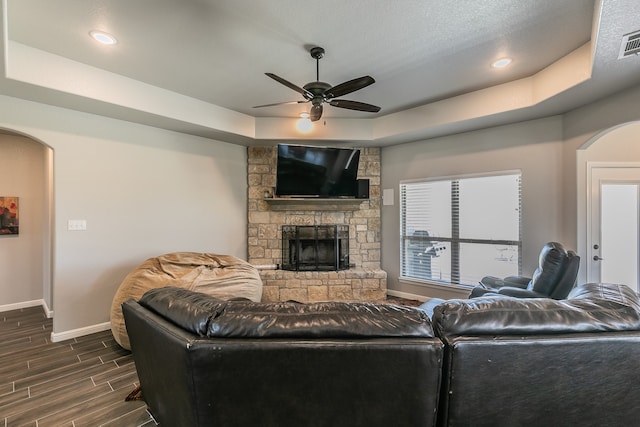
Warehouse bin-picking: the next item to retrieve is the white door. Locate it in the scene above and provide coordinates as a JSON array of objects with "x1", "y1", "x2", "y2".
[{"x1": 588, "y1": 167, "x2": 640, "y2": 292}]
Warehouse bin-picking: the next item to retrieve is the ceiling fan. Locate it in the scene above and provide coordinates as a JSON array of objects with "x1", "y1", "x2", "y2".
[{"x1": 254, "y1": 46, "x2": 381, "y2": 122}]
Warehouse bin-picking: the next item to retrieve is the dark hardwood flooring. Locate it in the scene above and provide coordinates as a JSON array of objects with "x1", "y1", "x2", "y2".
[
  {"x1": 1, "y1": 296, "x2": 423, "y2": 426},
  {"x1": 0, "y1": 306, "x2": 157, "y2": 426}
]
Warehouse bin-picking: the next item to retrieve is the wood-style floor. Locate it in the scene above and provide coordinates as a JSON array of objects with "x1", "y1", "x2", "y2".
[
  {"x1": 0, "y1": 305, "x2": 157, "y2": 427},
  {"x1": 1, "y1": 297, "x2": 423, "y2": 426}
]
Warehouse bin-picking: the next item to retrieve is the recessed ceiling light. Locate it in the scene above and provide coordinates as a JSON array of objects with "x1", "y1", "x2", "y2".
[
  {"x1": 89, "y1": 30, "x2": 117, "y2": 45},
  {"x1": 492, "y1": 58, "x2": 512, "y2": 68}
]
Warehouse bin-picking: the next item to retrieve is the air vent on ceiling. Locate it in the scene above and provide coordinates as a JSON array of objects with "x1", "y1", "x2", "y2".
[{"x1": 618, "y1": 30, "x2": 640, "y2": 59}]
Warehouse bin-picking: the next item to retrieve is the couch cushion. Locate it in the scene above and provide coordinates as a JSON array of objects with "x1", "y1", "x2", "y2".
[
  {"x1": 432, "y1": 283, "x2": 640, "y2": 337},
  {"x1": 529, "y1": 242, "x2": 568, "y2": 295},
  {"x1": 138, "y1": 286, "x2": 435, "y2": 338},
  {"x1": 568, "y1": 282, "x2": 640, "y2": 311},
  {"x1": 135, "y1": 286, "x2": 229, "y2": 335}
]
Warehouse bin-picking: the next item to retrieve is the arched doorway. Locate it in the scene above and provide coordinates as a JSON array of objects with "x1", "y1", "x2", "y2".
[
  {"x1": 0, "y1": 129, "x2": 53, "y2": 314},
  {"x1": 577, "y1": 121, "x2": 640, "y2": 290}
]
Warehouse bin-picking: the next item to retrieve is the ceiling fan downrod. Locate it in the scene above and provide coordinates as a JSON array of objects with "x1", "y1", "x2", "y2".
[{"x1": 310, "y1": 46, "x2": 325, "y2": 82}]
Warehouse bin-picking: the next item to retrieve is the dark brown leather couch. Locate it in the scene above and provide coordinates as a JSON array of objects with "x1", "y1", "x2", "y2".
[
  {"x1": 123, "y1": 282, "x2": 640, "y2": 426},
  {"x1": 122, "y1": 287, "x2": 443, "y2": 427},
  {"x1": 431, "y1": 282, "x2": 640, "y2": 426}
]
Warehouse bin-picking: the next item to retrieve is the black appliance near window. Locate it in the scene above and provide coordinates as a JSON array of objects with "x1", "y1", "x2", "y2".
[{"x1": 282, "y1": 225, "x2": 349, "y2": 271}]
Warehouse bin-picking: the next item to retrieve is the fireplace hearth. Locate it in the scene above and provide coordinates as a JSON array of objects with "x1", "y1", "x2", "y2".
[{"x1": 282, "y1": 225, "x2": 349, "y2": 271}]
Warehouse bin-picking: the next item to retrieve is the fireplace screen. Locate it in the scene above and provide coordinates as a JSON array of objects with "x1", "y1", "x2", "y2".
[{"x1": 281, "y1": 225, "x2": 349, "y2": 271}]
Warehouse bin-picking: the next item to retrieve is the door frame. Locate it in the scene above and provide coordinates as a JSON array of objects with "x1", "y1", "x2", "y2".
[
  {"x1": 585, "y1": 162, "x2": 640, "y2": 285},
  {"x1": 585, "y1": 162, "x2": 640, "y2": 286}
]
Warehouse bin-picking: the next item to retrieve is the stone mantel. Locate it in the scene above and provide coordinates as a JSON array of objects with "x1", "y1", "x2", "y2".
[{"x1": 247, "y1": 146, "x2": 385, "y2": 303}]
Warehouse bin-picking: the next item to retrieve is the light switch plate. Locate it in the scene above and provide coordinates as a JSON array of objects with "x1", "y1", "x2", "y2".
[{"x1": 68, "y1": 219, "x2": 87, "y2": 231}]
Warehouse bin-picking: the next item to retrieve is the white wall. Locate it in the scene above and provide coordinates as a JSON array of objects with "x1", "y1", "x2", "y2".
[
  {"x1": 381, "y1": 116, "x2": 565, "y2": 299},
  {"x1": 0, "y1": 95, "x2": 247, "y2": 337},
  {"x1": 0, "y1": 133, "x2": 47, "y2": 306}
]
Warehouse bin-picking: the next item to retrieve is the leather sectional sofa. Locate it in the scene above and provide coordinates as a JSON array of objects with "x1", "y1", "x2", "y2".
[
  {"x1": 122, "y1": 288, "x2": 443, "y2": 427},
  {"x1": 122, "y1": 282, "x2": 640, "y2": 426},
  {"x1": 430, "y1": 282, "x2": 640, "y2": 426}
]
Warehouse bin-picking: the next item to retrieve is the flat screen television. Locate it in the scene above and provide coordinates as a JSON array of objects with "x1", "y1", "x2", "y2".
[{"x1": 275, "y1": 144, "x2": 360, "y2": 198}]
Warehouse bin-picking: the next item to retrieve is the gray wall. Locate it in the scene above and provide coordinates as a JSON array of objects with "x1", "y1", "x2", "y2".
[
  {"x1": 3, "y1": 81, "x2": 640, "y2": 331},
  {"x1": 381, "y1": 85, "x2": 640, "y2": 300},
  {"x1": 563, "y1": 85, "x2": 640, "y2": 254},
  {"x1": 0, "y1": 133, "x2": 47, "y2": 306},
  {"x1": 0, "y1": 95, "x2": 247, "y2": 337},
  {"x1": 381, "y1": 117, "x2": 565, "y2": 299}
]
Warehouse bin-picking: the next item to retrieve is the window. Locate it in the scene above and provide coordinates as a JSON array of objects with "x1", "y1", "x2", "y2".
[{"x1": 400, "y1": 172, "x2": 521, "y2": 286}]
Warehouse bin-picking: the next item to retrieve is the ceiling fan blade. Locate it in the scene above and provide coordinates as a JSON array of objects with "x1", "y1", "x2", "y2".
[
  {"x1": 310, "y1": 104, "x2": 323, "y2": 121},
  {"x1": 265, "y1": 73, "x2": 313, "y2": 99},
  {"x1": 329, "y1": 99, "x2": 381, "y2": 113},
  {"x1": 253, "y1": 100, "x2": 308, "y2": 108},
  {"x1": 324, "y1": 76, "x2": 375, "y2": 99}
]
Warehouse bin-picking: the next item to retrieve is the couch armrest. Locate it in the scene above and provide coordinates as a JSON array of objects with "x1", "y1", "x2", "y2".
[
  {"x1": 479, "y1": 276, "x2": 504, "y2": 288},
  {"x1": 501, "y1": 276, "x2": 531, "y2": 288},
  {"x1": 497, "y1": 286, "x2": 547, "y2": 298}
]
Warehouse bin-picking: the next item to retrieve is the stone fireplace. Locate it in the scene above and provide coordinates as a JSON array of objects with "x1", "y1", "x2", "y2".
[{"x1": 247, "y1": 146, "x2": 386, "y2": 302}]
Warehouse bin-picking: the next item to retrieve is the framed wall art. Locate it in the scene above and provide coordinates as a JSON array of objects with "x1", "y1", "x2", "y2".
[{"x1": 0, "y1": 196, "x2": 19, "y2": 235}]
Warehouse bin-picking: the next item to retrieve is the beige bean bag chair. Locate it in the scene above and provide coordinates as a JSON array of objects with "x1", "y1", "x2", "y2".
[{"x1": 111, "y1": 252, "x2": 263, "y2": 349}]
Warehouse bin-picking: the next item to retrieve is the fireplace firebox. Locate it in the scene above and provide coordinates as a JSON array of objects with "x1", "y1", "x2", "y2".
[{"x1": 281, "y1": 225, "x2": 349, "y2": 271}]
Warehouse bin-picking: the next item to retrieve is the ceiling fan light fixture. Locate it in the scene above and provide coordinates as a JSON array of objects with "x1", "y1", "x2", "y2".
[
  {"x1": 491, "y1": 57, "x2": 512, "y2": 68},
  {"x1": 89, "y1": 30, "x2": 117, "y2": 45},
  {"x1": 296, "y1": 117, "x2": 313, "y2": 133},
  {"x1": 300, "y1": 112, "x2": 310, "y2": 119}
]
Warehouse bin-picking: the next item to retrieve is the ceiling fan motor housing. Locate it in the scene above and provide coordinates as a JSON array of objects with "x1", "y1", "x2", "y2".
[{"x1": 303, "y1": 81, "x2": 332, "y2": 100}]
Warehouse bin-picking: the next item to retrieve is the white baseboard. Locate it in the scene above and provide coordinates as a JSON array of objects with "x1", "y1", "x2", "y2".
[
  {"x1": 386, "y1": 289, "x2": 430, "y2": 302},
  {"x1": 50, "y1": 322, "x2": 111, "y2": 343},
  {"x1": 0, "y1": 299, "x2": 53, "y2": 317}
]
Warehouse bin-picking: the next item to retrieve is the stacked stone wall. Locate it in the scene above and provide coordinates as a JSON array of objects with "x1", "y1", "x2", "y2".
[{"x1": 247, "y1": 145, "x2": 386, "y2": 302}]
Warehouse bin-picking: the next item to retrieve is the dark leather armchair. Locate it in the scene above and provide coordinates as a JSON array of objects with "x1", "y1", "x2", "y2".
[{"x1": 469, "y1": 242, "x2": 580, "y2": 299}]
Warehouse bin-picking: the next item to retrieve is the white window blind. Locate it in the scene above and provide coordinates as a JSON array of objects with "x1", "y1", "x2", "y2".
[{"x1": 400, "y1": 173, "x2": 521, "y2": 286}]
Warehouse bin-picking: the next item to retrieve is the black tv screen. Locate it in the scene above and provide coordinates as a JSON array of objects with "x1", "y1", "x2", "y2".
[{"x1": 275, "y1": 144, "x2": 360, "y2": 198}]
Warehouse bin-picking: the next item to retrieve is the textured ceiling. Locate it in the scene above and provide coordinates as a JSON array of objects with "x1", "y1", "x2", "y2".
[{"x1": 2, "y1": 0, "x2": 640, "y2": 145}]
